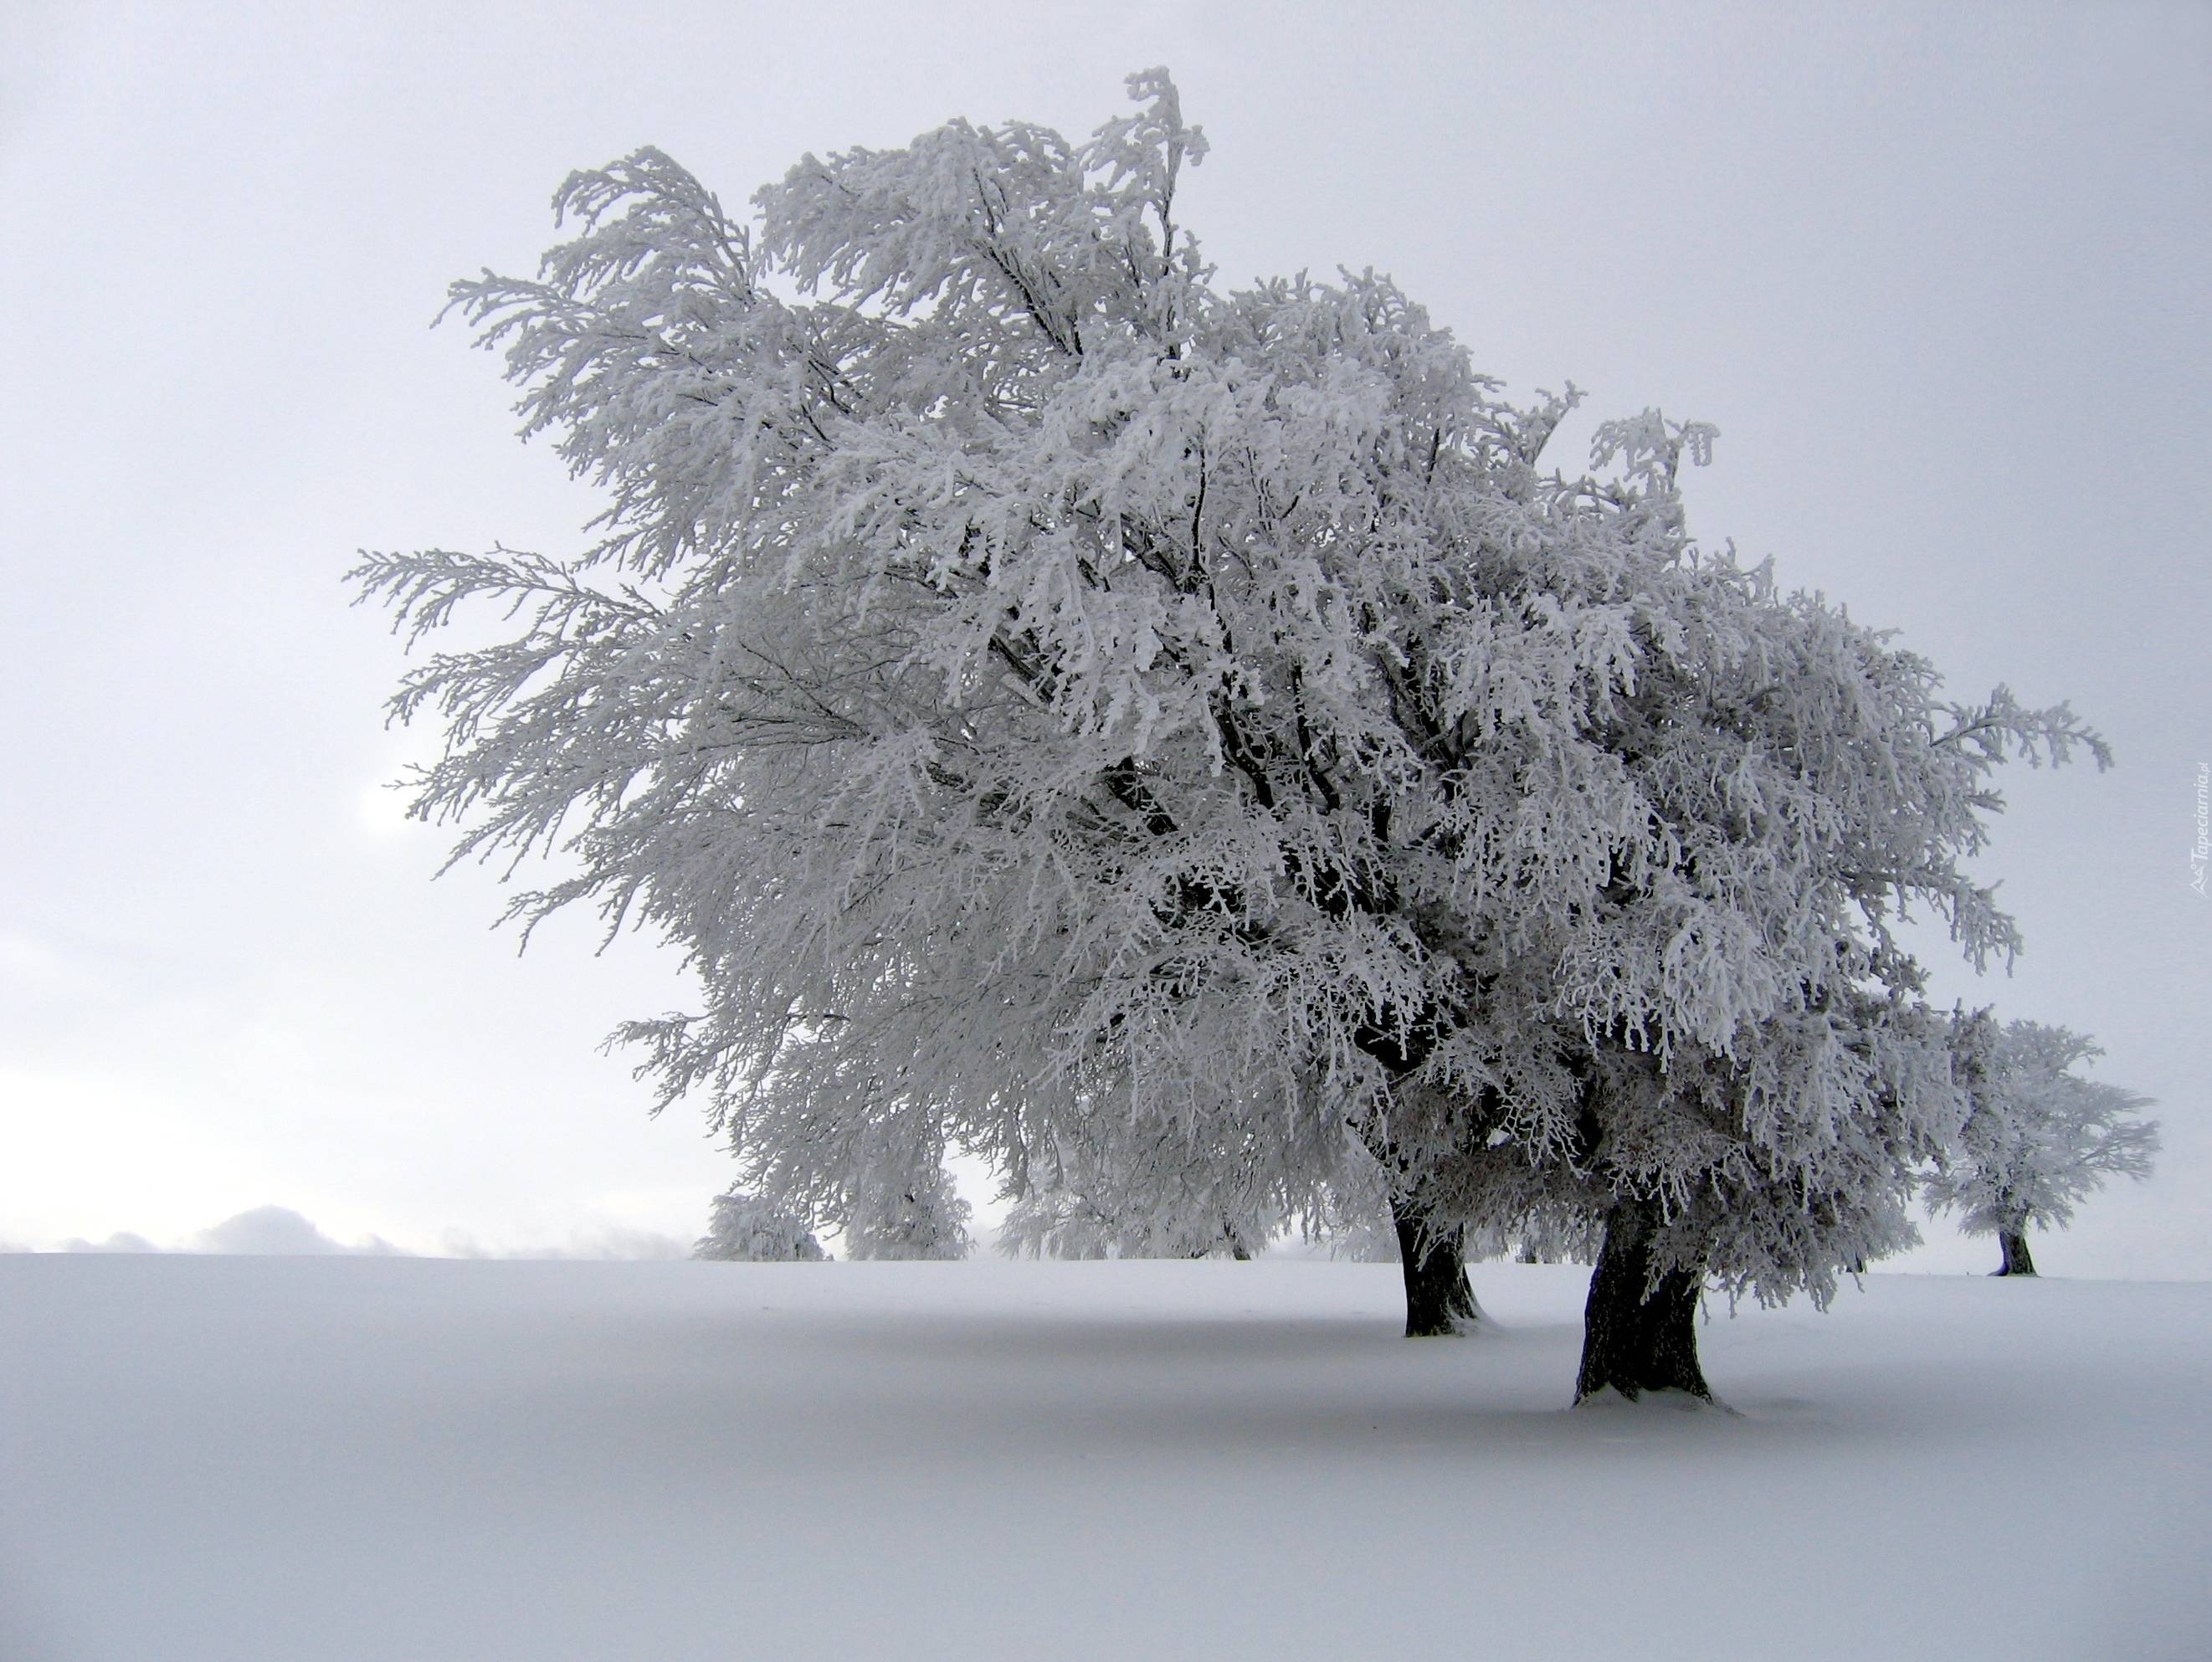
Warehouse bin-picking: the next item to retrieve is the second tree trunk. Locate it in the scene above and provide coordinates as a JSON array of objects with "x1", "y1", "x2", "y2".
[
  {"x1": 1574, "y1": 1193, "x2": 1712, "y2": 1403},
  {"x1": 1392, "y1": 1201, "x2": 1481, "y2": 1336}
]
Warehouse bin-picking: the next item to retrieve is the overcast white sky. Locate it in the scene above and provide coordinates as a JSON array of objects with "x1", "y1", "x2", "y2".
[{"x1": 3, "y1": 0, "x2": 2206, "y2": 1272}]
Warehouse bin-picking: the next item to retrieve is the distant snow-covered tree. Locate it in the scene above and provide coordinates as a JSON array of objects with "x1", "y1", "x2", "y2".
[
  {"x1": 355, "y1": 69, "x2": 2104, "y2": 1402},
  {"x1": 1930, "y1": 1014, "x2": 2158, "y2": 1276},
  {"x1": 1317, "y1": 1147, "x2": 1404, "y2": 1265},
  {"x1": 694, "y1": 1188, "x2": 826, "y2": 1262},
  {"x1": 995, "y1": 1116, "x2": 1279, "y2": 1259},
  {"x1": 834, "y1": 1131, "x2": 973, "y2": 1260},
  {"x1": 997, "y1": 1186, "x2": 1267, "y2": 1259}
]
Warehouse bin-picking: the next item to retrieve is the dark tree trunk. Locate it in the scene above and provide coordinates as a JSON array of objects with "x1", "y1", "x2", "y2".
[
  {"x1": 1994, "y1": 1227, "x2": 2036, "y2": 1277},
  {"x1": 1573, "y1": 1194, "x2": 1712, "y2": 1403},
  {"x1": 1391, "y1": 1199, "x2": 1481, "y2": 1336}
]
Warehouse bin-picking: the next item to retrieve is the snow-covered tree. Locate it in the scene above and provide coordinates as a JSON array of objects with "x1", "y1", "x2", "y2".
[
  {"x1": 998, "y1": 1186, "x2": 1267, "y2": 1259},
  {"x1": 1318, "y1": 1159, "x2": 1405, "y2": 1265},
  {"x1": 694, "y1": 1188, "x2": 826, "y2": 1261},
  {"x1": 994, "y1": 1116, "x2": 1276, "y2": 1259},
  {"x1": 1929, "y1": 1014, "x2": 2158, "y2": 1276},
  {"x1": 833, "y1": 1128, "x2": 973, "y2": 1260},
  {"x1": 355, "y1": 69, "x2": 2102, "y2": 1401},
  {"x1": 1467, "y1": 551, "x2": 2107, "y2": 1399}
]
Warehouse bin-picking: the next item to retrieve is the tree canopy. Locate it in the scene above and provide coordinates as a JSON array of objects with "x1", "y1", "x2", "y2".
[{"x1": 357, "y1": 69, "x2": 2106, "y2": 1398}]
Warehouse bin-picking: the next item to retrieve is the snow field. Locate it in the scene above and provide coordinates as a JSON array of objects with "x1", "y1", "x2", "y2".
[{"x1": 3, "y1": 1256, "x2": 2204, "y2": 1661}]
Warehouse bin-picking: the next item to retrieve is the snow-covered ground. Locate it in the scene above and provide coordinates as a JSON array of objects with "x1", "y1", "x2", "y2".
[{"x1": 3, "y1": 1257, "x2": 2204, "y2": 1661}]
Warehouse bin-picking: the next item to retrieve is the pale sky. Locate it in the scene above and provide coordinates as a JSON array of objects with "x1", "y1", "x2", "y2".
[{"x1": 3, "y1": 0, "x2": 2206, "y2": 1273}]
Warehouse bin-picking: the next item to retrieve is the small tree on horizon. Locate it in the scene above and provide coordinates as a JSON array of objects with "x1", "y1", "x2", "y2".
[
  {"x1": 1929, "y1": 1013, "x2": 2158, "y2": 1277},
  {"x1": 836, "y1": 1160, "x2": 974, "y2": 1261},
  {"x1": 695, "y1": 1188, "x2": 827, "y2": 1262},
  {"x1": 993, "y1": 1118, "x2": 1278, "y2": 1260}
]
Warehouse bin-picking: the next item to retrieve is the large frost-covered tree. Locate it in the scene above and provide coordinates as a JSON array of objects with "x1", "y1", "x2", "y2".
[
  {"x1": 1929, "y1": 1014, "x2": 2158, "y2": 1276},
  {"x1": 355, "y1": 70, "x2": 2102, "y2": 1400}
]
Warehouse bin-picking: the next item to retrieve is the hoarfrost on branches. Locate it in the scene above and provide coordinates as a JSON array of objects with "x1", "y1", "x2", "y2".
[{"x1": 356, "y1": 69, "x2": 2108, "y2": 1395}]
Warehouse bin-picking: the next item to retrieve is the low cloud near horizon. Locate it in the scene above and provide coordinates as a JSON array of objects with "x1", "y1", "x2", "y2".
[{"x1": 42, "y1": 1204, "x2": 690, "y2": 1260}]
